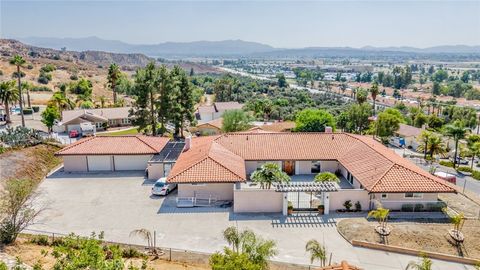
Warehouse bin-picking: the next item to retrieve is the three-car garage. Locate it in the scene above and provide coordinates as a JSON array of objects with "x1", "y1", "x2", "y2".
[{"x1": 57, "y1": 136, "x2": 170, "y2": 172}]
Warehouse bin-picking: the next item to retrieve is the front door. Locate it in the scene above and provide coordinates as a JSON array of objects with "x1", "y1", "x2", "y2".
[{"x1": 283, "y1": 161, "x2": 295, "y2": 175}]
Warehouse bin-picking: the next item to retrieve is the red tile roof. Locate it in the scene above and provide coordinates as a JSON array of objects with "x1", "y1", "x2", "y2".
[
  {"x1": 396, "y1": 124, "x2": 423, "y2": 138},
  {"x1": 318, "y1": 261, "x2": 362, "y2": 270},
  {"x1": 56, "y1": 135, "x2": 169, "y2": 156},
  {"x1": 62, "y1": 107, "x2": 132, "y2": 123},
  {"x1": 167, "y1": 136, "x2": 246, "y2": 183},
  {"x1": 197, "y1": 118, "x2": 223, "y2": 130},
  {"x1": 168, "y1": 133, "x2": 456, "y2": 193}
]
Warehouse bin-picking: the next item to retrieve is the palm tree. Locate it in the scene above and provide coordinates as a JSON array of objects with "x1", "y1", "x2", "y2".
[
  {"x1": 368, "y1": 207, "x2": 390, "y2": 235},
  {"x1": 107, "y1": 63, "x2": 121, "y2": 105},
  {"x1": 9, "y1": 55, "x2": 26, "y2": 127},
  {"x1": 305, "y1": 239, "x2": 327, "y2": 267},
  {"x1": 130, "y1": 228, "x2": 154, "y2": 251},
  {"x1": 370, "y1": 82, "x2": 379, "y2": 115},
  {"x1": 221, "y1": 226, "x2": 278, "y2": 269},
  {"x1": 445, "y1": 120, "x2": 468, "y2": 168},
  {"x1": 426, "y1": 135, "x2": 446, "y2": 159},
  {"x1": 449, "y1": 212, "x2": 465, "y2": 241},
  {"x1": 417, "y1": 130, "x2": 432, "y2": 160},
  {"x1": 0, "y1": 80, "x2": 19, "y2": 124},
  {"x1": 406, "y1": 254, "x2": 432, "y2": 270},
  {"x1": 467, "y1": 141, "x2": 480, "y2": 169},
  {"x1": 49, "y1": 92, "x2": 74, "y2": 112},
  {"x1": 314, "y1": 172, "x2": 340, "y2": 183},
  {"x1": 99, "y1": 95, "x2": 107, "y2": 108},
  {"x1": 250, "y1": 163, "x2": 290, "y2": 189}
]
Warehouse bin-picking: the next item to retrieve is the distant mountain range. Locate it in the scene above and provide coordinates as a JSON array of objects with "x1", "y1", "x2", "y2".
[{"x1": 16, "y1": 36, "x2": 480, "y2": 57}]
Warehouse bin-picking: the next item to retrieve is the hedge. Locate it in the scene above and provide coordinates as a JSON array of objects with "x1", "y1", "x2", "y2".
[{"x1": 439, "y1": 160, "x2": 454, "y2": 168}]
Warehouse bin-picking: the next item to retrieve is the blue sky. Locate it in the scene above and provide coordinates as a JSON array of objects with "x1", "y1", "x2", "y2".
[{"x1": 1, "y1": 0, "x2": 479, "y2": 48}]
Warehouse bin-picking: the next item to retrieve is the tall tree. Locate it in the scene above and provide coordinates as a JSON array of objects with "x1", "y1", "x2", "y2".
[
  {"x1": 294, "y1": 109, "x2": 336, "y2": 132},
  {"x1": 370, "y1": 82, "x2": 379, "y2": 115},
  {"x1": 158, "y1": 65, "x2": 173, "y2": 134},
  {"x1": 222, "y1": 109, "x2": 251, "y2": 132},
  {"x1": 9, "y1": 55, "x2": 26, "y2": 127},
  {"x1": 107, "y1": 63, "x2": 121, "y2": 105},
  {"x1": 41, "y1": 104, "x2": 60, "y2": 132},
  {"x1": 131, "y1": 62, "x2": 159, "y2": 135},
  {"x1": 0, "y1": 80, "x2": 18, "y2": 124},
  {"x1": 178, "y1": 69, "x2": 195, "y2": 137},
  {"x1": 305, "y1": 239, "x2": 327, "y2": 267},
  {"x1": 445, "y1": 120, "x2": 467, "y2": 168}
]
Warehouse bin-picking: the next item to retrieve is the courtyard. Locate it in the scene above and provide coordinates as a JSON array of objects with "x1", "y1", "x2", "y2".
[{"x1": 29, "y1": 171, "x2": 475, "y2": 270}]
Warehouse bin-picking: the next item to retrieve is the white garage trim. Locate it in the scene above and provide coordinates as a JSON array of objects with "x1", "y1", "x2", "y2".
[
  {"x1": 87, "y1": 155, "x2": 113, "y2": 171},
  {"x1": 114, "y1": 155, "x2": 152, "y2": 171}
]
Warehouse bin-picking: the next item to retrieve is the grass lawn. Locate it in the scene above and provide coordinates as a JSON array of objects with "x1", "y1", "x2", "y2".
[{"x1": 100, "y1": 127, "x2": 140, "y2": 136}]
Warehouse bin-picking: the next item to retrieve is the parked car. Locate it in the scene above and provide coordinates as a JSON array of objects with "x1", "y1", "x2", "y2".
[
  {"x1": 69, "y1": 129, "x2": 79, "y2": 138},
  {"x1": 151, "y1": 177, "x2": 177, "y2": 196},
  {"x1": 434, "y1": 171, "x2": 457, "y2": 185},
  {"x1": 450, "y1": 157, "x2": 469, "y2": 165}
]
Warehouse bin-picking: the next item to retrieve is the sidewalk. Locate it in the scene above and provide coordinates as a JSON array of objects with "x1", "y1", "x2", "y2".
[{"x1": 0, "y1": 252, "x2": 32, "y2": 269}]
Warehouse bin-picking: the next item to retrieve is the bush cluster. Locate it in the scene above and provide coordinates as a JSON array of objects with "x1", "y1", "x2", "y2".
[{"x1": 439, "y1": 160, "x2": 454, "y2": 167}]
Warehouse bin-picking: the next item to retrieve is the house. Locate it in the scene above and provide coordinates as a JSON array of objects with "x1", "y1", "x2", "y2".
[
  {"x1": 393, "y1": 124, "x2": 424, "y2": 149},
  {"x1": 256, "y1": 121, "x2": 296, "y2": 132},
  {"x1": 319, "y1": 261, "x2": 362, "y2": 270},
  {"x1": 196, "y1": 102, "x2": 243, "y2": 123},
  {"x1": 167, "y1": 132, "x2": 456, "y2": 214},
  {"x1": 56, "y1": 135, "x2": 170, "y2": 172},
  {"x1": 195, "y1": 118, "x2": 223, "y2": 135},
  {"x1": 55, "y1": 107, "x2": 133, "y2": 133}
]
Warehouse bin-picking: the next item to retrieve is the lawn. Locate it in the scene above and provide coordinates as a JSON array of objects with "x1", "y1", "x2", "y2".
[{"x1": 100, "y1": 127, "x2": 140, "y2": 136}]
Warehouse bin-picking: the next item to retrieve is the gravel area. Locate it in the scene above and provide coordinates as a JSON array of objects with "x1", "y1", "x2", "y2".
[{"x1": 338, "y1": 218, "x2": 480, "y2": 260}]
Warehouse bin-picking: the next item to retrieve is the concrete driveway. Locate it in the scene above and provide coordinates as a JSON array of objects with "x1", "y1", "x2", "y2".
[{"x1": 30, "y1": 171, "x2": 473, "y2": 270}]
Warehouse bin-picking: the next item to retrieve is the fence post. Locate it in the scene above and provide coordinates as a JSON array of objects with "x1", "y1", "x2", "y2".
[
  {"x1": 169, "y1": 248, "x2": 172, "y2": 261},
  {"x1": 52, "y1": 233, "x2": 55, "y2": 242}
]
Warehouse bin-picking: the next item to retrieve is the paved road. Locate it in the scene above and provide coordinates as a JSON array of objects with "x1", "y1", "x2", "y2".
[{"x1": 29, "y1": 171, "x2": 475, "y2": 270}]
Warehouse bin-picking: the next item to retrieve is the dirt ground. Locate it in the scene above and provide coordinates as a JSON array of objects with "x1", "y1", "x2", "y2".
[
  {"x1": 0, "y1": 144, "x2": 62, "y2": 187},
  {"x1": 338, "y1": 218, "x2": 480, "y2": 260},
  {"x1": 2, "y1": 238, "x2": 210, "y2": 270}
]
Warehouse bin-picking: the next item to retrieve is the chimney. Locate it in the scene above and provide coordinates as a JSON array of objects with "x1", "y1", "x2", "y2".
[
  {"x1": 184, "y1": 136, "x2": 192, "y2": 151},
  {"x1": 325, "y1": 126, "x2": 333, "y2": 133}
]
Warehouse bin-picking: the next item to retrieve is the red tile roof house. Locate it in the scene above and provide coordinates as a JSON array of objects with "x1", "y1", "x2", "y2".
[
  {"x1": 54, "y1": 107, "x2": 133, "y2": 134},
  {"x1": 167, "y1": 132, "x2": 456, "y2": 214},
  {"x1": 196, "y1": 102, "x2": 243, "y2": 123}
]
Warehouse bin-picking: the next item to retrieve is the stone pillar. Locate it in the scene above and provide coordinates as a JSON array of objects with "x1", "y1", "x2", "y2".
[
  {"x1": 282, "y1": 192, "x2": 288, "y2": 216},
  {"x1": 324, "y1": 192, "x2": 330, "y2": 215}
]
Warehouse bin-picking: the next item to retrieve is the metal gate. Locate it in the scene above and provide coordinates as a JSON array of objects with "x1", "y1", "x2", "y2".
[{"x1": 287, "y1": 191, "x2": 323, "y2": 211}]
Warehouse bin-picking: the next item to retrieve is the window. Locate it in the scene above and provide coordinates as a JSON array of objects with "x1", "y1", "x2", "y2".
[
  {"x1": 95, "y1": 122, "x2": 103, "y2": 129},
  {"x1": 122, "y1": 118, "x2": 131, "y2": 124},
  {"x1": 347, "y1": 172, "x2": 354, "y2": 185},
  {"x1": 404, "y1": 193, "x2": 423, "y2": 199},
  {"x1": 381, "y1": 193, "x2": 388, "y2": 199},
  {"x1": 311, "y1": 161, "x2": 321, "y2": 173}
]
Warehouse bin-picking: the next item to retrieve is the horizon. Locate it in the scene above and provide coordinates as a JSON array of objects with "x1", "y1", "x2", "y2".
[
  {"x1": 1, "y1": 0, "x2": 479, "y2": 48},
  {"x1": 8, "y1": 35, "x2": 480, "y2": 49}
]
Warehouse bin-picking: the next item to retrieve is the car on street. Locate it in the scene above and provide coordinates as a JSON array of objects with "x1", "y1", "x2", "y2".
[
  {"x1": 151, "y1": 177, "x2": 177, "y2": 196},
  {"x1": 450, "y1": 157, "x2": 469, "y2": 165}
]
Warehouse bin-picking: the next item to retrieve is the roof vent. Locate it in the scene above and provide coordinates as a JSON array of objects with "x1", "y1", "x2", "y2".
[
  {"x1": 325, "y1": 126, "x2": 333, "y2": 133},
  {"x1": 184, "y1": 136, "x2": 192, "y2": 151}
]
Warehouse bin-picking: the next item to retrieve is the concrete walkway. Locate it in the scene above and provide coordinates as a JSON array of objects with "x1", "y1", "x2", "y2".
[{"x1": 0, "y1": 252, "x2": 32, "y2": 269}]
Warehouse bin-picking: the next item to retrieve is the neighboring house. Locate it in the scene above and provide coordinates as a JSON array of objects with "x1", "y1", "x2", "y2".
[
  {"x1": 56, "y1": 135, "x2": 170, "y2": 172},
  {"x1": 256, "y1": 121, "x2": 296, "y2": 132},
  {"x1": 320, "y1": 261, "x2": 362, "y2": 270},
  {"x1": 196, "y1": 118, "x2": 223, "y2": 135},
  {"x1": 55, "y1": 107, "x2": 133, "y2": 133},
  {"x1": 196, "y1": 102, "x2": 243, "y2": 123},
  {"x1": 393, "y1": 124, "x2": 424, "y2": 149},
  {"x1": 167, "y1": 132, "x2": 456, "y2": 214}
]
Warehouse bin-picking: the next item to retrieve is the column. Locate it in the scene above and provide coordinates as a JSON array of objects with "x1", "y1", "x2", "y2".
[
  {"x1": 282, "y1": 192, "x2": 288, "y2": 216},
  {"x1": 324, "y1": 192, "x2": 330, "y2": 215}
]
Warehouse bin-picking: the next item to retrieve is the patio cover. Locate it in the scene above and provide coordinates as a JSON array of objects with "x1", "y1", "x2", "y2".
[{"x1": 275, "y1": 181, "x2": 338, "y2": 192}]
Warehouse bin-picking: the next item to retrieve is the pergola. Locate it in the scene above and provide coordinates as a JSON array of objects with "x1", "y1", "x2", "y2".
[{"x1": 275, "y1": 182, "x2": 339, "y2": 215}]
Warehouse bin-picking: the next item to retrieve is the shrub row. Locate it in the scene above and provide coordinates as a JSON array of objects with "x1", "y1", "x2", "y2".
[
  {"x1": 439, "y1": 160, "x2": 454, "y2": 168},
  {"x1": 401, "y1": 202, "x2": 445, "y2": 212},
  {"x1": 457, "y1": 166, "x2": 480, "y2": 181}
]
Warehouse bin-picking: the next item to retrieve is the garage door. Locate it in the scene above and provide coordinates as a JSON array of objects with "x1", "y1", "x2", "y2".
[
  {"x1": 114, "y1": 155, "x2": 151, "y2": 171},
  {"x1": 87, "y1": 155, "x2": 112, "y2": 171}
]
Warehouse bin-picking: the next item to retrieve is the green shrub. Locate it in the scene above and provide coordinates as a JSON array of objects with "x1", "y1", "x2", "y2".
[
  {"x1": 31, "y1": 86, "x2": 52, "y2": 92},
  {"x1": 122, "y1": 247, "x2": 146, "y2": 259},
  {"x1": 0, "y1": 261, "x2": 7, "y2": 270},
  {"x1": 439, "y1": 160, "x2": 454, "y2": 168},
  {"x1": 40, "y1": 64, "x2": 56, "y2": 73},
  {"x1": 51, "y1": 237, "x2": 64, "y2": 247},
  {"x1": 457, "y1": 166, "x2": 473, "y2": 173},
  {"x1": 70, "y1": 74, "x2": 78, "y2": 80},
  {"x1": 355, "y1": 201, "x2": 362, "y2": 211},
  {"x1": 22, "y1": 108, "x2": 33, "y2": 115},
  {"x1": 401, "y1": 204, "x2": 414, "y2": 212},
  {"x1": 30, "y1": 235, "x2": 50, "y2": 246},
  {"x1": 27, "y1": 64, "x2": 34, "y2": 70},
  {"x1": 343, "y1": 200, "x2": 352, "y2": 211},
  {"x1": 0, "y1": 70, "x2": 3, "y2": 76},
  {"x1": 32, "y1": 106, "x2": 40, "y2": 113},
  {"x1": 426, "y1": 202, "x2": 445, "y2": 212},
  {"x1": 472, "y1": 170, "x2": 480, "y2": 180},
  {"x1": 414, "y1": 204, "x2": 424, "y2": 212}
]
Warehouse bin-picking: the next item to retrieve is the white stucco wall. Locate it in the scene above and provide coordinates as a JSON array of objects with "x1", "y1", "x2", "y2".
[
  {"x1": 371, "y1": 193, "x2": 439, "y2": 210},
  {"x1": 114, "y1": 155, "x2": 152, "y2": 171},
  {"x1": 329, "y1": 189, "x2": 370, "y2": 211},
  {"x1": 296, "y1": 161, "x2": 312, "y2": 174},
  {"x1": 234, "y1": 189, "x2": 283, "y2": 213},
  {"x1": 63, "y1": 156, "x2": 88, "y2": 172},
  {"x1": 178, "y1": 183, "x2": 234, "y2": 201},
  {"x1": 321, "y1": 161, "x2": 339, "y2": 173},
  {"x1": 147, "y1": 163, "x2": 164, "y2": 180}
]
